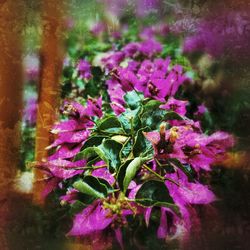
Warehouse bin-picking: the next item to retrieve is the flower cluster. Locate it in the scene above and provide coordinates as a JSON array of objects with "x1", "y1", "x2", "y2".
[
  {"x1": 182, "y1": 10, "x2": 250, "y2": 59},
  {"x1": 102, "y1": 39, "x2": 190, "y2": 116},
  {"x1": 40, "y1": 34, "x2": 234, "y2": 246}
]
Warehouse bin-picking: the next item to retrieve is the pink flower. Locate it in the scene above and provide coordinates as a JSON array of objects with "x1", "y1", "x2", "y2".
[
  {"x1": 76, "y1": 59, "x2": 92, "y2": 80},
  {"x1": 139, "y1": 39, "x2": 163, "y2": 58},
  {"x1": 68, "y1": 201, "x2": 113, "y2": 236},
  {"x1": 160, "y1": 97, "x2": 188, "y2": 116},
  {"x1": 195, "y1": 104, "x2": 207, "y2": 116}
]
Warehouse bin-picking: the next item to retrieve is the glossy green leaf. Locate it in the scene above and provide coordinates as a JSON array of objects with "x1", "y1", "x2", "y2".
[
  {"x1": 167, "y1": 158, "x2": 195, "y2": 182},
  {"x1": 98, "y1": 139, "x2": 123, "y2": 171},
  {"x1": 135, "y1": 180, "x2": 178, "y2": 213},
  {"x1": 133, "y1": 127, "x2": 153, "y2": 157},
  {"x1": 117, "y1": 159, "x2": 133, "y2": 191},
  {"x1": 97, "y1": 115, "x2": 122, "y2": 130},
  {"x1": 73, "y1": 176, "x2": 109, "y2": 198},
  {"x1": 118, "y1": 107, "x2": 142, "y2": 133},
  {"x1": 123, "y1": 157, "x2": 148, "y2": 192},
  {"x1": 143, "y1": 100, "x2": 162, "y2": 110},
  {"x1": 141, "y1": 109, "x2": 167, "y2": 130},
  {"x1": 164, "y1": 111, "x2": 184, "y2": 121},
  {"x1": 74, "y1": 146, "x2": 108, "y2": 163},
  {"x1": 124, "y1": 90, "x2": 143, "y2": 110},
  {"x1": 81, "y1": 136, "x2": 106, "y2": 150}
]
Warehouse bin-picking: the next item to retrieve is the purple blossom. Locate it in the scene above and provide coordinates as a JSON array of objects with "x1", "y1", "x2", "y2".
[
  {"x1": 42, "y1": 177, "x2": 61, "y2": 199},
  {"x1": 182, "y1": 10, "x2": 250, "y2": 59},
  {"x1": 47, "y1": 98, "x2": 102, "y2": 161},
  {"x1": 116, "y1": 67, "x2": 139, "y2": 91},
  {"x1": 85, "y1": 97, "x2": 103, "y2": 118},
  {"x1": 102, "y1": 51, "x2": 125, "y2": 71},
  {"x1": 135, "y1": 59, "x2": 188, "y2": 101},
  {"x1": 41, "y1": 21, "x2": 236, "y2": 243},
  {"x1": 90, "y1": 22, "x2": 106, "y2": 37},
  {"x1": 68, "y1": 201, "x2": 113, "y2": 236},
  {"x1": 123, "y1": 42, "x2": 140, "y2": 58},
  {"x1": 126, "y1": 60, "x2": 140, "y2": 72},
  {"x1": 157, "y1": 208, "x2": 168, "y2": 239},
  {"x1": 60, "y1": 188, "x2": 79, "y2": 204},
  {"x1": 23, "y1": 96, "x2": 37, "y2": 126},
  {"x1": 140, "y1": 24, "x2": 170, "y2": 40},
  {"x1": 136, "y1": 0, "x2": 161, "y2": 17},
  {"x1": 106, "y1": 78, "x2": 126, "y2": 114},
  {"x1": 144, "y1": 124, "x2": 234, "y2": 172},
  {"x1": 195, "y1": 104, "x2": 207, "y2": 116},
  {"x1": 160, "y1": 97, "x2": 188, "y2": 116},
  {"x1": 36, "y1": 159, "x2": 86, "y2": 179},
  {"x1": 139, "y1": 39, "x2": 163, "y2": 58},
  {"x1": 91, "y1": 161, "x2": 115, "y2": 185},
  {"x1": 77, "y1": 59, "x2": 92, "y2": 80},
  {"x1": 139, "y1": 27, "x2": 155, "y2": 40}
]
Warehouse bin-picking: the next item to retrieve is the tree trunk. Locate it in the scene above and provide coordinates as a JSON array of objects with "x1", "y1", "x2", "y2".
[
  {"x1": 33, "y1": 0, "x2": 66, "y2": 204},
  {"x1": 0, "y1": 1, "x2": 24, "y2": 249}
]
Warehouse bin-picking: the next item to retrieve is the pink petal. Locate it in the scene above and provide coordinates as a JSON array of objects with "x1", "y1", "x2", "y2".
[
  {"x1": 67, "y1": 202, "x2": 113, "y2": 236},
  {"x1": 179, "y1": 183, "x2": 216, "y2": 204},
  {"x1": 115, "y1": 228, "x2": 124, "y2": 250},
  {"x1": 157, "y1": 208, "x2": 168, "y2": 239},
  {"x1": 92, "y1": 168, "x2": 115, "y2": 185},
  {"x1": 144, "y1": 207, "x2": 152, "y2": 227},
  {"x1": 48, "y1": 143, "x2": 83, "y2": 160}
]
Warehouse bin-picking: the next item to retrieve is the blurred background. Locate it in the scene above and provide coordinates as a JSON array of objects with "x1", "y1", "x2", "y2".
[{"x1": 0, "y1": 0, "x2": 250, "y2": 249}]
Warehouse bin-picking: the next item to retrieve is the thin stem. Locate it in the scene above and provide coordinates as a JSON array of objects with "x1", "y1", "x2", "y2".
[
  {"x1": 97, "y1": 129, "x2": 128, "y2": 136},
  {"x1": 164, "y1": 177, "x2": 180, "y2": 187},
  {"x1": 85, "y1": 116, "x2": 97, "y2": 125},
  {"x1": 67, "y1": 165, "x2": 107, "y2": 170},
  {"x1": 143, "y1": 164, "x2": 165, "y2": 180},
  {"x1": 143, "y1": 164, "x2": 180, "y2": 186}
]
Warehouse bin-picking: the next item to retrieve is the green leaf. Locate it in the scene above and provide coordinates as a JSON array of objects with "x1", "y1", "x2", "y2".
[
  {"x1": 123, "y1": 157, "x2": 147, "y2": 192},
  {"x1": 133, "y1": 127, "x2": 153, "y2": 157},
  {"x1": 103, "y1": 127, "x2": 125, "y2": 134},
  {"x1": 164, "y1": 111, "x2": 184, "y2": 121},
  {"x1": 143, "y1": 100, "x2": 162, "y2": 110},
  {"x1": 140, "y1": 99, "x2": 166, "y2": 129},
  {"x1": 135, "y1": 180, "x2": 179, "y2": 213},
  {"x1": 124, "y1": 90, "x2": 143, "y2": 110},
  {"x1": 81, "y1": 136, "x2": 106, "y2": 150},
  {"x1": 74, "y1": 146, "x2": 108, "y2": 163},
  {"x1": 119, "y1": 113, "x2": 131, "y2": 133},
  {"x1": 69, "y1": 200, "x2": 87, "y2": 215},
  {"x1": 141, "y1": 109, "x2": 167, "y2": 130},
  {"x1": 98, "y1": 139, "x2": 123, "y2": 171},
  {"x1": 97, "y1": 115, "x2": 122, "y2": 131},
  {"x1": 117, "y1": 160, "x2": 132, "y2": 191},
  {"x1": 97, "y1": 178, "x2": 114, "y2": 194},
  {"x1": 118, "y1": 107, "x2": 142, "y2": 133},
  {"x1": 121, "y1": 139, "x2": 132, "y2": 158},
  {"x1": 73, "y1": 176, "x2": 112, "y2": 199},
  {"x1": 167, "y1": 158, "x2": 195, "y2": 182},
  {"x1": 73, "y1": 176, "x2": 107, "y2": 198}
]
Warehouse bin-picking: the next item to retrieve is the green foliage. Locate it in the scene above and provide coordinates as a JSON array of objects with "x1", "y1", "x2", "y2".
[
  {"x1": 135, "y1": 180, "x2": 179, "y2": 213},
  {"x1": 73, "y1": 176, "x2": 113, "y2": 198}
]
